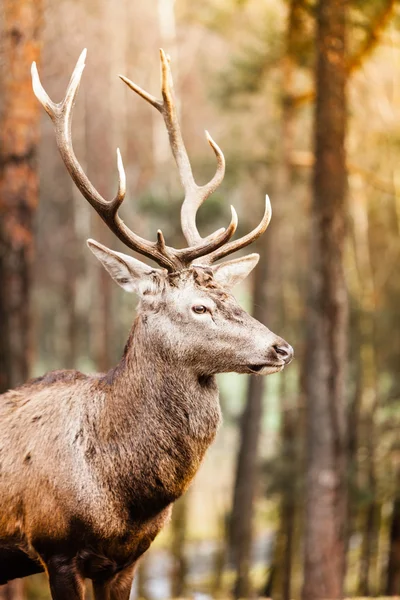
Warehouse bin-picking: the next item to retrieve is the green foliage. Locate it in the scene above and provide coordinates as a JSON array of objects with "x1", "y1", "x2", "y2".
[{"x1": 212, "y1": 25, "x2": 282, "y2": 104}]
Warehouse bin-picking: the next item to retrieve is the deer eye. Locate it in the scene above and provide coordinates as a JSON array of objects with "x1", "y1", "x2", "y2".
[{"x1": 192, "y1": 305, "x2": 208, "y2": 315}]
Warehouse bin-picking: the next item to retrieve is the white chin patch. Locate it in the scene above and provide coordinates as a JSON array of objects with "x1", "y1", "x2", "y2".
[{"x1": 258, "y1": 364, "x2": 285, "y2": 375}]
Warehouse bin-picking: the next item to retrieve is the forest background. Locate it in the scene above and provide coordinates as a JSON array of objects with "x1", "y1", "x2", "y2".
[{"x1": 0, "y1": 0, "x2": 400, "y2": 599}]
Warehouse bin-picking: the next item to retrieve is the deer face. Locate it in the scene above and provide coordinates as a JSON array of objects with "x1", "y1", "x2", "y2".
[
  {"x1": 88, "y1": 240, "x2": 293, "y2": 376},
  {"x1": 34, "y1": 48, "x2": 293, "y2": 376}
]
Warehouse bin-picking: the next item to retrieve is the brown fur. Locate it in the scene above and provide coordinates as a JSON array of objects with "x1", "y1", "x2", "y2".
[{"x1": 0, "y1": 267, "x2": 291, "y2": 598}]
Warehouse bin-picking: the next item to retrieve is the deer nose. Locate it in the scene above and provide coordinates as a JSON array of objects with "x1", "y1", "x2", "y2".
[{"x1": 273, "y1": 343, "x2": 294, "y2": 364}]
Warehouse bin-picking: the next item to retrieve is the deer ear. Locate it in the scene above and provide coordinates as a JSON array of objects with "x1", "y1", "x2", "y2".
[
  {"x1": 87, "y1": 239, "x2": 166, "y2": 295},
  {"x1": 211, "y1": 254, "x2": 259, "y2": 290}
]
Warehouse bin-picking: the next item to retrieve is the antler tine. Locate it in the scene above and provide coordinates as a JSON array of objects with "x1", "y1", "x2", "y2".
[
  {"x1": 118, "y1": 75, "x2": 162, "y2": 112},
  {"x1": 32, "y1": 50, "x2": 115, "y2": 216},
  {"x1": 159, "y1": 49, "x2": 197, "y2": 202},
  {"x1": 120, "y1": 49, "x2": 230, "y2": 250},
  {"x1": 180, "y1": 130, "x2": 226, "y2": 246},
  {"x1": 200, "y1": 195, "x2": 272, "y2": 265},
  {"x1": 182, "y1": 205, "x2": 238, "y2": 263}
]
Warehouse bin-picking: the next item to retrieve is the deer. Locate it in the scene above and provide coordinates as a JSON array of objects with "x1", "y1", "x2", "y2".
[{"x1": 0, "y1": 49, "x2": 293, "y2": 599}]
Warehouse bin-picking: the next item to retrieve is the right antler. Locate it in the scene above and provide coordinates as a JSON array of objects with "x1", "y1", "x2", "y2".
[
  {"x1": 120, "y1": 50, "x2": 272, "y2": 265},
  {"x1": 120, "y1": 50, "x2": 229, "y2": 248},
  {"x1": 32, "y1": 50, "x2": 271, "y2": 271}
]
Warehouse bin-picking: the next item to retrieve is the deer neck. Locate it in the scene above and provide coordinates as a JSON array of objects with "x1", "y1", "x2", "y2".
[
  {"x1": 113, "y1": 313, "x2": 216, "y2": 398},
  {"x1": 93, "y1": 315, "x2": 221, "y2": 510}
]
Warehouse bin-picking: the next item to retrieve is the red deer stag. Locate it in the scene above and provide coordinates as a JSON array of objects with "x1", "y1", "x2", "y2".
[{"x1": 0, "y1": 49, "x2": 293, "y2": 598}]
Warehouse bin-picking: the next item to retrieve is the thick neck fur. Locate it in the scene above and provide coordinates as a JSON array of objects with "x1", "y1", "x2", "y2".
[{"x1": 86, "y1": 314, "x2": 221, "y2": 519}]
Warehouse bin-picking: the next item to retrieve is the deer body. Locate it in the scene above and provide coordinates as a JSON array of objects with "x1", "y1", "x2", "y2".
[
  {"x1": 0, "y1": 314, "x2": 220, "y2": 584},
  {"x1": 0, "y1": 50, "x2": 293, "y2": 598}
]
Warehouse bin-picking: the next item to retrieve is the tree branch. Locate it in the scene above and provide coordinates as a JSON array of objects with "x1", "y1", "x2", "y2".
[{"x1": 291, "y1": 0, "x2": 397, "y2": 108}]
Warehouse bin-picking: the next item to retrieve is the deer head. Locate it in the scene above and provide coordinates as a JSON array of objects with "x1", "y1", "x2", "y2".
[{"x1": 31, "y1": 49, "x2": 293, "y2": 376}]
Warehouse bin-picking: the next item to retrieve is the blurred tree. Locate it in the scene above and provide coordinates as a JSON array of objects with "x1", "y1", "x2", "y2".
[
  {"x1": 348, "y1": 0, "x2": 397, "y2": 72},
  {"x1": 263, "y1": 2, "x2": 309, "y2": 599},
  {"x1": 0, "y1": 0, "x2": 43, "y2": 389},
  {"x1": 229, "y1": 240, "x2": 268, "y2": 599},
  {"x1": 211, "y1": 510, "x2": 229, "y2": 598},
  {"x1": 221, "y1": 1, "x2": 309, "y2": 596},
  {"x1": 85, "y1": 0, "x2": 116, "y2": 374},
  {"x1": 208, "y1": 3, "x2": 303, "y2": 597},
  {"x1": 0, "y1": 0, "x2": 43, "y2": 597},
  {"x1": 0, "y1": 582, "x2": 25, "y2": 600},
  {"x1": 302, "y1": 0, "x2": 348, "y2": 598},
  {"x1": 348, "y1": 170, "x2": 381, "y2": 596},
  {"x1": 170, "y1": 496, "x2": 189, "y2": 598},
  {"x1": 387, "y1": 467, "x2": 400, "y2": 595},
  {"x1": 136, "y1": 556, "x2": 149, "y2": 600},
  {"x1": 382, "y1": 159, "x2": 400, "y2": 595},
  {"x1": 292, "y1": 0, "x2": 397, "y2": 107}
]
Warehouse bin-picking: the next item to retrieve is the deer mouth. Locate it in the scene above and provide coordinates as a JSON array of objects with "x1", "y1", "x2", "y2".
[{"x1": 247, "y1": 363, "x2": 284, "y2": 374}]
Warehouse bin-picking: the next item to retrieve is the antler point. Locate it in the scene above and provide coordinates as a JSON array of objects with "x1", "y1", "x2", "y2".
[
  {"x1": 78, "y1": 48, "x2": 87, "y2": 67},
  {"x1": 230, "y1": 205, "x2": 238, "y2": 224},
  {"x1": 160, "y1": 48, "x2": 170, "y2": 67},
  {"x1": 31, "y1": 62, "x2": 39, "y2": 90},
  {"x1": 156, "y1": 229, "x2": 167, "y2": 252}
]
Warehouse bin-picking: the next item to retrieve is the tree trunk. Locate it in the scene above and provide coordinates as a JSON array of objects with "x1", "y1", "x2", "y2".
[
  {"x1": 170, "y1": 495, "x2": 189, "y2": 598},
  {"x1": 0, "y1": 1, "x2": 43, "y2": 598},
  {"x1": 0, "y1": 0, "x2": 43, "y2": 391},
  {"x1": 84, "y1": 0, "x2": 117, "y2": 373},
  {"x1": 357, "y1": 430, "x2": 380, "y2": 596},
  {"x1": 136, "y1": 557, "x2": 148, "y2": 600},
  {"x1": 386, "y1": 469, "x2": 400, "y2": 595},
  {"x1": 266, "y1": 2, "x2": 303, "y2": 598},
  {"x1": 62, "y1": 179, "x2": 79, "y2": 370},
  {"x1": 269, "y1": 400, "x2": 297, "y2": 600},
  {"x1": 229, "y1": 244, "x2": 268, "y2": 599},
  {"x1": 358, "y1": 500, "x2": 381, "y2": 595},
  {"x1": 0, "y1": 581, "x2": 25, "y2": 600},
  {"x1": 348, "y1": 137, "x2": 381, "y2": 597},
  {"x1": 211, "y1": 511, "x2": 228, "y2": 598},
  {"x1": 302, "y1": 0, "x2": 348, "y2": 599}
]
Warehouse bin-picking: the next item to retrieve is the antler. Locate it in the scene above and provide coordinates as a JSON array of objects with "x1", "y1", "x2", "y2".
[
  {"x1": 200, "y1": 195, "x2": 272, "y2": 265},
  {"x1": 31, "y1": 50, "x2": 237, "y2": 271},
  {"x1": 120, "y1": 49, "x2": 230, "y2": 247},
  {"x1": 32, "y1": 49, "x2": 270, "y2": 271},
  {"x1": 120, "y1": 49, "x2": 271, "y2": 265}
]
